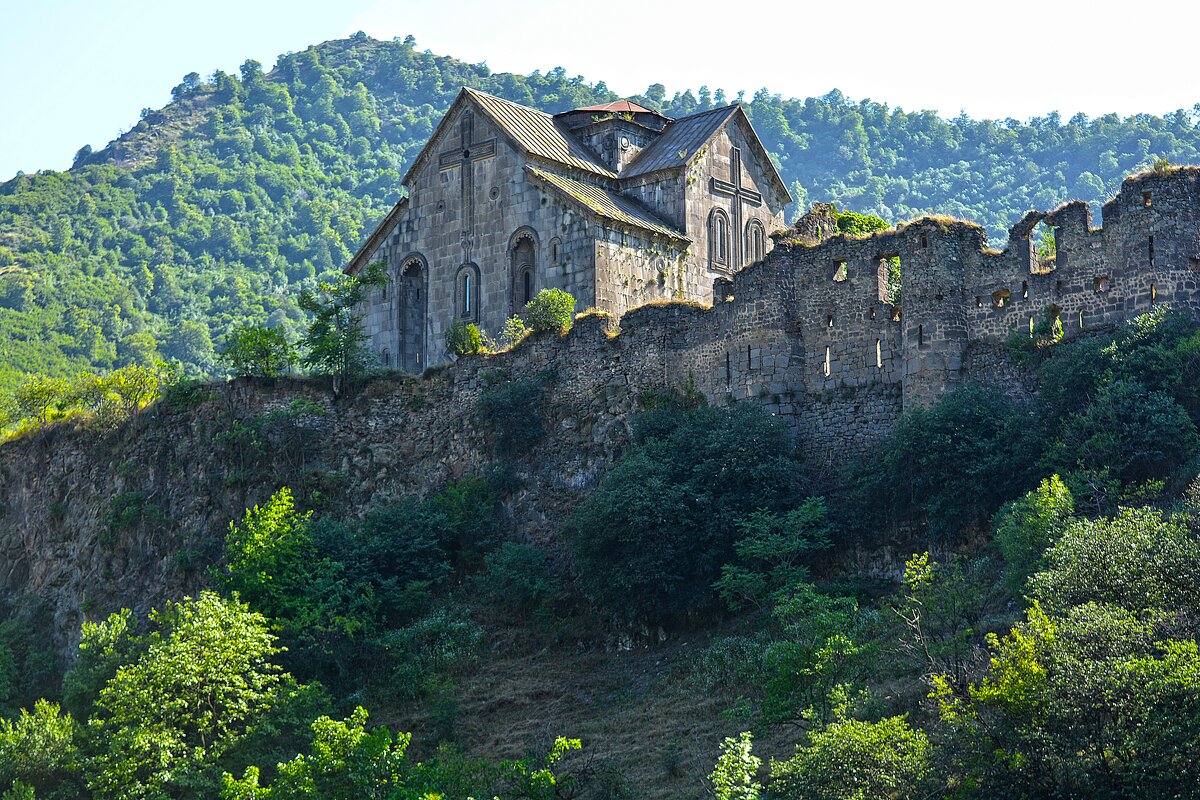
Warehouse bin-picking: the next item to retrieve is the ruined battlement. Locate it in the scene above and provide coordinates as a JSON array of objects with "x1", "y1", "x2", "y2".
[{"x1": 454, "y1": 167, "x2": 1200, "y2": 464}]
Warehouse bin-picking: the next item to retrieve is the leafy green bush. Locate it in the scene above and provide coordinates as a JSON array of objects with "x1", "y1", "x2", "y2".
[
  {"x1": 1028, "y1": 507, "x2": 1200, "y2": 615},
  {"x1": 715, "y1": 499, "x2": 832, "y2": 610},
  {"x1": 475, "y1": 371, "x2": 552, "y2": 457},
  {"x1": 769, "y1": 713, "x2": 930, "y2": 800},
  {"x1": 0, "y1": 701, "x2": 79, "y2": 797},
  {"x1": 524, "y1": 288, "x2": 575, "y2": 334},
  {"x1": 446, "y1": 320, "x2": 484, "y2": 356},
  {"x1": 475, "y1": 542, "x2": 558, "y2": 614},
  {"x1": 217, "y1": 324, "x2": 296, "y2": 377},
  {"x1": 381, "y1": 607, "x2": 486, "y2": 698},
  {"x1": 499, "y1": 315, "x2": 529, "y2": 348},
  {"x1": 992, "y1": 474, "x2": 1074, "y2": 595},
  {"x1": 565, "y1": 401, "x2": 802, "y2": 622},
  {"x1": 838, "y1": 384, "x2": 1042, "y2": 541},
  {"x1": 710, "y1": 731, "x2": 761, "y2": 800}
]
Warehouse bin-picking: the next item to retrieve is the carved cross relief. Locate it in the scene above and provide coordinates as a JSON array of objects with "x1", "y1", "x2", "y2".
[
  {"x1": 438, "y1": 111, "x2": 496, "y2": 262},
  {"x1": 710, "y1": 146, "x2": 763, "y2": 268}
]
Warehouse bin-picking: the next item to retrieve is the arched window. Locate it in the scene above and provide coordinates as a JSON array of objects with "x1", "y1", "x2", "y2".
[
  {"x1": 549, "y1": 237, "x2": 563, "y2": 266},
  {"x1": 746, "y1": 219, "x2": 766, "y2": 263},
  {"x1": 455, "y1": 264, "x2": 480, "y2": 321},
  {"x1": 709, "y1": 209, "x2": 730, "y2": 268},
  {"x1": 397, "y1": 255, "x2": 427, "y2": 373},
  {"x1": 509, "y1": 227, "x2": 538, "y2": 313}
]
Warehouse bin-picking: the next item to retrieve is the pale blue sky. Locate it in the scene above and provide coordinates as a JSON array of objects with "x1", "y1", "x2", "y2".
[{"x1": 5, "y1": 0, "x2": 1200, "y2": 182}]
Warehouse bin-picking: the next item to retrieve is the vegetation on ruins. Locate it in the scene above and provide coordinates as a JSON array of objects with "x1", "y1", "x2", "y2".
[{"x1": 523, "y1": 288, "x2": 576, "y2": 334}]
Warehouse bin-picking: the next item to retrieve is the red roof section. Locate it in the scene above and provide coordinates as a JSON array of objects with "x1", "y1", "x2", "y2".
[{"x1": 573, "y1": 100, "x2": 658, "y2": 114}]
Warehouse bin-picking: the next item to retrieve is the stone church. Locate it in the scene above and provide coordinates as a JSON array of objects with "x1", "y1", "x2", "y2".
[{"x1": 346, "y1": 87, "x2": 791, "y2": 371}]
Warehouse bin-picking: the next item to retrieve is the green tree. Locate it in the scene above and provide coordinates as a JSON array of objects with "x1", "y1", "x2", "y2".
[
  {"x1": 218, "y1": 324, "x2": 296, "y2": 377},
  {"x1": 710, "y1": 731, "x2": 761, "y2": 800},
  {"x1": 565, "y1": 401, "x2": 802, "y2": 622},
  {"x1": 769, "y1": 713, "x2": 930, "y2": 800},
  {"x1": 446, "y1": 320, "x2": 483, "y2": 357},
  {"x1": 0, "y1": 700, "x2": 80, "y2": 797},
  {"x1": 298, "y1": 262, "x2": 386, "y2": 394},
  {"x1": 85, "y1": 592, "x2": 297, "y2": 799},
  {"x1": 992, "y1": 474, "x2": 1074, "y2": 594}
]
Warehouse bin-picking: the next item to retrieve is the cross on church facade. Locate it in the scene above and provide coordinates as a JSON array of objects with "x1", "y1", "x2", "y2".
[
  {"x1": 438, "y1": 111, "x2": 496, "y2": 261},
  {"x1": 710, "y1": 146, "x2": 763, "y2": 268}
]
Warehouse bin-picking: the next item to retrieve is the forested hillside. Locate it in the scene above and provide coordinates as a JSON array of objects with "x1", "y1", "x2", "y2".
[{"x1": 4, "y1": 33, "x2": 1200, "y2": 390}]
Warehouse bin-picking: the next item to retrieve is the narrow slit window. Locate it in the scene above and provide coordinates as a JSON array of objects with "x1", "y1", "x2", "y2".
[
  {"x1": 1149, "y1": 236, "x2": 1156, "y2": 267},
  {"x1": 975, "y1": 296, "x2": 982, "y2": 308},
  {"x1": 918, "y1": 324, "x2": 924, "y2": 347},
  {"x1": 1143, "y1": 191, "x2": 1152, "y2": 207},
  {"x1": 1078, "y1": 309, "x2": 1085, "y2": 329},
  {"x1": 1022, "y1": 280, "x2": 1029, "y2": 299},
  {"x1": 827, "y1": 315, "x2": 834, "y2": 328},
  {"x1": 875, "y1": 338, "x2": 882, "y2": 368},
  {"x1": 823, "y1": 346, "x2": 831, "y2": 377},
  {"x1": 1151, "y1": 283, "x2": 1158, "y2": 304},
  {"x1": 1029, "y1": 315, "x2": 1035, "y2": 337},
  {"x1": 462, "y1": 273, "x2": 473, "y2": 317},
  {"x1": 725, "y1": 352, "x2": 732, "y2": 387}
]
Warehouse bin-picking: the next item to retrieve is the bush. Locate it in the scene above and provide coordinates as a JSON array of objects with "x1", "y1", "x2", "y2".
[
  {"x1": 1028, "y1": 507, "x2": 1200, "y2": 615},
  {"x1": 524, "y1": 288, "x2": 575, "y2": 334},
  {"x1": 446, "y1": 320, "x2": 483, "y2": 356},
  {"x1": 218, "y1": 323, "x2": 296, "y2": 377},
  {"x1": 837, "y1": 385, "x2": 1042, "y2": 542},
  {"x1": 992, "y1": 475, "x2": 1075, "y2": 595},
  {"x1": 475, "y1": 372, "x2": 551, "y2": 457},
  {"x1": 564, "y1": 401, "x2": 802, "y2": 623},
  {"x1": 474, "y1": 542, "x2": 557, "y2": 614},
  {"x1": 498, "y1": 316, "x2": 529, "y2": 348},
  {"x1": 769, "y1": 714, "x2": 930, "y2": 800}
]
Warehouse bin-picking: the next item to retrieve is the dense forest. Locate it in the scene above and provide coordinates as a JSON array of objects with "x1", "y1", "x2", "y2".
[{"x1": 4, "y1": 33, "x2": 1200, "y2": 391}]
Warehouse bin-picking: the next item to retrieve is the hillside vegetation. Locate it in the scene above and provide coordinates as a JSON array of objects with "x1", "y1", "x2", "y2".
[
  {"x1": 5, "y1": 34, "x2": 1200, "y2": 390},
  {"x1": 2, "y1": 310, "x2": 1200, "y2": 798}
]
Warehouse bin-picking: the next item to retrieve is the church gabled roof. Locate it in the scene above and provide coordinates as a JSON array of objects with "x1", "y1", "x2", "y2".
[
  {"x1": 572, "y1": 100, "x2": 658, "y2": 114},
  {"x1": 621, "y1": 104, "x2": 792, "y2": 204},
  {"x1": 525, "y1": 166, "x2": 689, "y2": 242},
  {"x1": 403, "y1": 88, "x2": 617, "y2": 185}
]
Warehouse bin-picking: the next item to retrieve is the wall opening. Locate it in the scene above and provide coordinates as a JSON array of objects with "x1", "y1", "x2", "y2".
[
  {"x1": 510, "y1": 231, "x2": 537, "y2": 314},
  {"x1": 1151, "y1": 283, "x2": 1158, "y2": 304},
  {"x1": 725, "y1": 352, "x2": 731, "y2": 388},
  {"x1": 1143, "y1": 191, "x2": 1153, "y2": 207},
  {"x1": 918, "y1": 324, "x2": 924, "y2": 347},
  {"x1": 833, "y1": 259, "x2": 848, "y2": 282},
  {"x1": 1029, "y1": 315, "x2": 1035, "y2": 337},
  {"x1": 975, "y1": 296, "x2": 982, "y2": 308},
  {"x1": 823, "y1": 346, "x2": 831, "y2": 377},
  {"x1": 1191, "y1": 257, "x2": 1200, "y2": 272},
  {"x1": 992, "y1": 289, "x2": 1011, "y2": 308},
  {"x1": 1094, "y1": 275, "x2": 1110, "y2": 292},
  {"x1": 1022, "y1": 280, "x2": 1029, "y2": 299},
  {"x1": 1149, "y1": 236, "x2": 1156, "y2": 267},
  {"x1": 876, "y1": 338, "x2": 882, "y2": 368},
  {"x1": 1078, "y1": 309, "x2": 1085, "y2": 329},
  {"x1": 890, "y1": 306, "x2": 902, "y2": 322},
  {"x1": 1056, "y1": 279, "x2": 1064, "y2": 294},
  {"x1": 1035, "y1": 221, "x2": 1056, "y2": 272},
  {"x1": 399, "y1": 257, "x2": 427, "y2": 372},
  {"x1": 869, "y1": 306, "x2": 877, "y2": 320},
  {"x1": 827, "y1": 315, "x2": 834, "y2": 328},
  {"x1": 920, "y1": 232, "x2": 928, "y2": 249},
  {"x1": 877, "y1": 254, "x2": 902, "y2": 303}
]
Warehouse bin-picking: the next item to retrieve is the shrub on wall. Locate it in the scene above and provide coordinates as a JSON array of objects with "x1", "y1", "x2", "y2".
[
  {"x1": 524, "y1": 288, "x2": 575, "y2": 334},
  {"x1": 445, "y1": 321, "x2": 483, "y2": 356}
]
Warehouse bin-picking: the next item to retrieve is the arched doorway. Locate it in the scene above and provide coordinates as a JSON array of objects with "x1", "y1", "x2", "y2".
[{"x1": 398, "y1": 256, "x2": 426, "y2": 372}]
